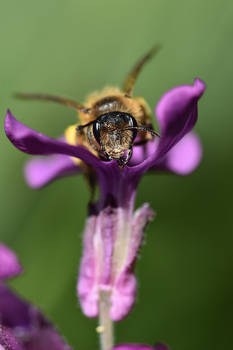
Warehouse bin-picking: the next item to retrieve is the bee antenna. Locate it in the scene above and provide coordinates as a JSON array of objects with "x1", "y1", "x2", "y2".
[
  {"x1": 125, "y1": 126, "x2": 160, "y2": 138},
  {"x1": 14, "y1": 92, "x2": 91, "y2": 114},
  {"x1": 123, "y1": 44, "x2": 161, "y2": 97},
  {"x1": 76, "y1": 120, "x2": 95, "y2": 133}
]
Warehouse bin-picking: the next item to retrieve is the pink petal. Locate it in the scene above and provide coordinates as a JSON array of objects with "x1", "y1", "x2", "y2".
[
  {"x1": 78, "y1": 204, "x2": 155, "y2": 321},
  {"x1": 0, "y1": 244, "x2": 22, "y2": 280},
  {"x1": 24, "y1": 154, "x2": 81, "y2": 189},
  {"x1": 164, "y1": 132, "x2": 202, "y2": 175},
  {"x1": 150, "y1": 132, "x2": 202, "y2": 175},
  {"x1": 110, "y1": 204, "x2": 155, "y2": 320}
]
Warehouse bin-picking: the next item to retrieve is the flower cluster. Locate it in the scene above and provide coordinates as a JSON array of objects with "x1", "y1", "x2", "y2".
[{"x1": 3, "y1": 77, "x2": 205, "y2": 349}]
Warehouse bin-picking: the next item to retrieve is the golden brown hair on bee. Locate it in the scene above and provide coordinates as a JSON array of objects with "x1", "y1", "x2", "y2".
[{"x1": 15, "y1": 46, "x2": 160, "y2": 169}]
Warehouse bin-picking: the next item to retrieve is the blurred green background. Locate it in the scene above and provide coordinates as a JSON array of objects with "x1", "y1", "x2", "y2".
[{"x1": 1, "y1": 1, "x2": 233, "y2": 349}]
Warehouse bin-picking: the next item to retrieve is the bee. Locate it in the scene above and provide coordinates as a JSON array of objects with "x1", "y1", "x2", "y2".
[{"x1": 16, "y1": 46, "x2": 160, "y2": 167}]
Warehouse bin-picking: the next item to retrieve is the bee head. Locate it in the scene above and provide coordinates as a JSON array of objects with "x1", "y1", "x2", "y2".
[{"x1": 93, "y1": 111, "x2": 138, "y2": 160}]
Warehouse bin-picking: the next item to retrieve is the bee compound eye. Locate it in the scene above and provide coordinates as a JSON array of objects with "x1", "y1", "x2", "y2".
[
  {"x1": 93, "y1": 120, "x2": 101, "y2": 144},
  {"x1": 128, "y1": 115, "x2": 138, "y2": 141}
]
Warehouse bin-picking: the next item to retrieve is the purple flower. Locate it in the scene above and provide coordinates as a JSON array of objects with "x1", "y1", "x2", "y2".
[
  {"x1": 0, "y1": 244, "x2": 72, "y2": 350},
  {"x1": 5, "y1": 78, "x2": 205, "y2": 322}
]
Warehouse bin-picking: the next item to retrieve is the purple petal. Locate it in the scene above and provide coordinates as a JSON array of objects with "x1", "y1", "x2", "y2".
[
  {"x1": 5, "y1": 110, "x2": 101, "y2": 170},
  {"x1": 152, "y1": 132, "x2": 202, "y2": 175},
  {"x1": 0, "y1": 285, "x2": 71, "y2": 350},
  {"x1": 129, "y1": 139, "x2": 158, "y2": 167},
  {"x1": 78, "y1": 203, "x2": 155, "y2": 321},
  {"x1": 131, "y1": 79, "x2": 205, "y2": 175},
  {"x1": 0, "y1": 284, "x2": 35, "y2": 329},
  {"x1": 130, "y1": 132, "x2": 202, "y2": 175},
  {"x1": 155, "y1": 78, "x2": 205, "y2": 159},
  {"x1": 0, "y1": 244, "x2": 22, "y2": 280},
  {"x1": 77, "y1": 214, "x2": 99, "y2": 318},
  {"x1": 0, "y1": 326, "x2": 23, "y2": 350},
  {"x1": 21, "y1": 326, "x2": 72, "y2": 350},
  {"x1": 154, "y1": 344, "x2": 170, "y2": 350},
  {"x1": 24, "y1": 154, "x2": 81, "y2": 189}
]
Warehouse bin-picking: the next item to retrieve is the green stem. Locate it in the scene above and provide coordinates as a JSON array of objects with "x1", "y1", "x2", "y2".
[{"x1": 98, "y1": 291, "x2": 114, "y2": 350}]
